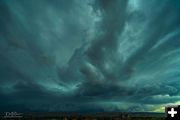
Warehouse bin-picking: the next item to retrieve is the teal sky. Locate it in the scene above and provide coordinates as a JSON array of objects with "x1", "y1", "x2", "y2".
[{"x1": 0, "y1": 0, "x2": 180, "y2": 112}]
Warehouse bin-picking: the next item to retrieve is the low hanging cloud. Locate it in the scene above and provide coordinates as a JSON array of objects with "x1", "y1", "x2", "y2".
[{"x1": 0, "y1": 0, "x2": 180, "y2": 112}]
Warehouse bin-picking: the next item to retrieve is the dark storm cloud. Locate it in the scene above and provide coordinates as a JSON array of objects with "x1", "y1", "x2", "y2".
[{"x1": 0, "y1": 0, "x2": 180, "y2": 112}]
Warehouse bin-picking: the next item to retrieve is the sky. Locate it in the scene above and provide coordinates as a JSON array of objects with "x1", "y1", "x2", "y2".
[{"x1": 0, "y1": 0, "x2": 180, "y2": 112}]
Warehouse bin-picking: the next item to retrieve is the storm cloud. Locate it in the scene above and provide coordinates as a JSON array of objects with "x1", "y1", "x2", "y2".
[{"x1": 0, "y1": 0, "x2": 180, "y2": 112}]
